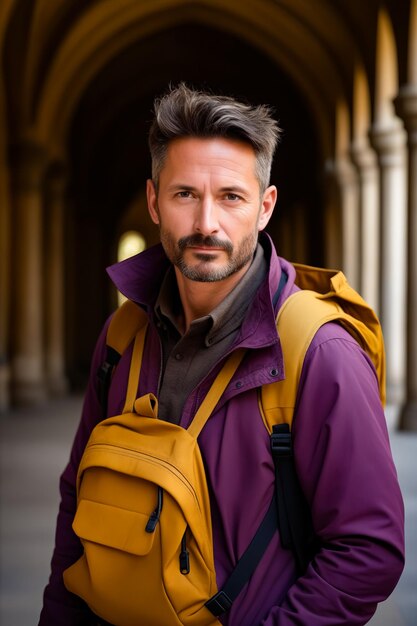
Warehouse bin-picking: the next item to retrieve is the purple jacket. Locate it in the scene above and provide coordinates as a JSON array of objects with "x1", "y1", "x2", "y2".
[{"x1": 40, "y1": 235, "x2": 404, "y2": 625}]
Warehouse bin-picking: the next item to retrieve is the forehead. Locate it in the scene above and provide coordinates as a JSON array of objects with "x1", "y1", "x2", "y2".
[{"x1": 160, "y1": 136, "x2": 258, "y2": 184}]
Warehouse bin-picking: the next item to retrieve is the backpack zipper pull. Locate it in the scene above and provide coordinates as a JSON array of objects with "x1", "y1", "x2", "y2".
[
  {"x1": 145, "y1": 487, "x2": 163, "y2": 533},
  {"x1": 179, "y1": 529, "x2": 190, "y2": 575}
]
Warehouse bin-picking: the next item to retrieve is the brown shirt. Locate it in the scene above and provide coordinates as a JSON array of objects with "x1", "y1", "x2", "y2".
[{"x1": 154, "y1": 244, "x2": 267, "y2": 423}]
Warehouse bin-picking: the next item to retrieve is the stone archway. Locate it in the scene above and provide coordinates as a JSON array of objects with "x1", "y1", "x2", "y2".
[
  {"x1": 34, "y1": 0, "x2": 344, "y2": 160},
  {"x1": 3, "y1": 0, "x2": 413, "y2": 417}
]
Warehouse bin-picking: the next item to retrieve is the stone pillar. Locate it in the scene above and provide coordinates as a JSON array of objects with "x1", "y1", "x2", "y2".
[
  {"x1": 395, "y1": 86, "x2": 417, "y2": 430},
  {"x1": 322, "y1": 160, "x2": 343, "y2": 270},
  {"x1": 370, "y1": 122, "x2": 407, "y2": 426},
  {"x1": 350, "y1": 143, "x2": 380, "y2": 313},
  {"x1": 0, "y1": 153, "x2": 11, "y2": 412},
  {"x1": 0, "y1": 74, "x2": 11, "y2": 412},
  {"x1": 44, "y1": 161, "x2": 69, "y2": 394},
  {"x1": 10, "y1": 141, "x2": 47, "y2": 404},
  {"x1": 332, "y1": 159, "x2": 360, "y2": 289}
]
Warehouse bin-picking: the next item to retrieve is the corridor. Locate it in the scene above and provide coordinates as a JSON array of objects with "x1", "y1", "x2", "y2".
[{"x1": 1, "y1": 395, "x2": 416, "y2": 625}]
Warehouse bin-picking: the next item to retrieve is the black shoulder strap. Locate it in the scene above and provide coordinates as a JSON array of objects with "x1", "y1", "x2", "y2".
[
  {"x1": 271, "y1": 271, "x2": 319, "y2": 573},
  {"x1": 205, "y1": 496, "x2": 278, "y2": 617},
  {"x1": 97, "y1": 300, "x2": 147, "y2": 419},
  {"x1": 206, "y1": 418, "x2": 318, "y2": 619},
  {"x1": 97, "y1": 346, "x2": 123, "y2": 419},
  {"x1": 271, "y1": 423, "x2": 318, "y2": 574}
]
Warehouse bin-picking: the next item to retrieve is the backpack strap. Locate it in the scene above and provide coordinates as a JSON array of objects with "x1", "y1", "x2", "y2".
[
  {"x1": 269, "y1": 422, "x2": 318, "y2": 574},
  {"x1": 97, "y1": 300, "x2": 147, "y2": 418},
  {"x1": 205, "y1": 494, "x2": 278, "y2": 617},
  {"x1": 261, "y1": 277, "x2": 385, "y2": 574},
  {"x1": 262, "y1": 287, "x2": 383, "y2": 429},
  {"x1": 188, "y1": 347, "x2": 246, "y2": 438},
  {"x1": 122, "y1": 322, "x2": 149, "y2": 414},
  {"x1": 260, "y1": 291, "x2": 345, "y2": 574}
]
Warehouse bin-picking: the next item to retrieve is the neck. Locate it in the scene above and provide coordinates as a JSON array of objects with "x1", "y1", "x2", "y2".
[{"x1": 174, "y1": 264, "x2": 250, "y2": 333}]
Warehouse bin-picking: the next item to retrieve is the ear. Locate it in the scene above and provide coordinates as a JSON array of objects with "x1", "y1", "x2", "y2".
[
  {"x1": 258, "y1": 185, "x2": 277, "y2": 231},
  {"x1": 147, "y1": 179, "x2": 160, "y2": 225}
]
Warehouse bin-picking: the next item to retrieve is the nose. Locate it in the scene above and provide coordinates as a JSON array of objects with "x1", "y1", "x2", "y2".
[{"x1": 194, "y1": 196, "x2": 219, "y2": 235}]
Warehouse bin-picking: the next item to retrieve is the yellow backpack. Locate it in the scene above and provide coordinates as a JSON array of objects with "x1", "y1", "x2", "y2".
[{"x1": 63, "y1": 263, "x2": 385, "y2": 626}]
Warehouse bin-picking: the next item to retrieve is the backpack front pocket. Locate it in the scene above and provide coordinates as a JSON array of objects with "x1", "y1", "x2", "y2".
[{"x1": 73, "y1": 499, "x2": 155, "y2": 556}]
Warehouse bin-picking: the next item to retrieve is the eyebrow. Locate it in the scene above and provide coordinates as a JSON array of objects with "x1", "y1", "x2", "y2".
[
  {"x1": 166, "y1": 184, "x2": 250, "y2": 195},
  {"x1": 166, "y1": 184, "x2": 196, "y2": 192},
  {"x1": 219, "y1": 186, "x2": 249, "y2": 195}
]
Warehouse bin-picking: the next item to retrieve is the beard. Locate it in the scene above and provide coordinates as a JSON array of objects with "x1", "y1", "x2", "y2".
[{"x1": 159, "y1": 230, "x2": 258, "y2": 283}]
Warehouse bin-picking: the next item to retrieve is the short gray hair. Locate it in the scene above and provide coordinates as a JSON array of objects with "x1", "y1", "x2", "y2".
[{"x1": 148, "y1": 83, "x2": 281, "y2": 193}]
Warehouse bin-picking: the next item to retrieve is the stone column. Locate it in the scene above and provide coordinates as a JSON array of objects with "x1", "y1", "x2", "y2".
[
  {"x1": 350, "y1": 143, "x2": 380, "y2": 313},
  {"x1": 395, "y1": 86, "x2": 417, "y2": 430},
  {"x1": 0, "y1": 151, "x2": 11, "y2": 412},
  {"x1": 332, "y1": 158, "x2": 360, "y2": 289},
  {"x1": 323, "y1": 160, "x2": 343, "y2": 270},
  {"x1": 0, "y1": 75, "x2": 11, "y2": 412},
  {"x1": 44, "y1": 161, "x2": 69, "y2": 394},
  {"x1": 370, "y1": 122, "x2": 407, "y2": 426},
  {"x1": 10, "y1": 141, "x2": 47, "y2": 404}
]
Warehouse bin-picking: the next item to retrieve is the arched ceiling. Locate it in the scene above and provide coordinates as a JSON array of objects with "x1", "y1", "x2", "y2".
[
  {"x1": 3, "y1": 0, "x2": 371, "y2": 159},
  {"x1": 2, "y1": 0, "x2": 412, "y2": 156}
]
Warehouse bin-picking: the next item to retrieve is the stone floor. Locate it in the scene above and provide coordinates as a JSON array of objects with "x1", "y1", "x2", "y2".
[{"x1": 0, "y1": 395, "x2": 416, "y2": 625}]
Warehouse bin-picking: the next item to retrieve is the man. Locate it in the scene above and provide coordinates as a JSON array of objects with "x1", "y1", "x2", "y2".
[{"x1": 40, "y1": 84, "x2": 404, "y2": 625}]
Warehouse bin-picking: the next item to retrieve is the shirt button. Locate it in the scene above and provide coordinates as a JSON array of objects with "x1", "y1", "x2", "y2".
[{"x1": 175, "y1": 353, "x2": 184, "y2": 361}]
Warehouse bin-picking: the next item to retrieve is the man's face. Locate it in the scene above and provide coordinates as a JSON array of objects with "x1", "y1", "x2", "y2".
[{"x1": 147, "y1": 137, "x2": 276, "y2": 283}]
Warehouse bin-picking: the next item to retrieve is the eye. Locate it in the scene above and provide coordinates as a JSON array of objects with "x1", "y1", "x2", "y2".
[
  {"x1": 224, "y1": 193, "x2": 241, "y2": 201},
  {"x1": 176, "y1": 190, "x2": 192, "y2": 198}
]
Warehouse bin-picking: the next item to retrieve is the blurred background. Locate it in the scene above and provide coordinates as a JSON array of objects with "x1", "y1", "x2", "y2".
[{"x1": 0, "y1": 0, "x2": 416, "y2": 624}]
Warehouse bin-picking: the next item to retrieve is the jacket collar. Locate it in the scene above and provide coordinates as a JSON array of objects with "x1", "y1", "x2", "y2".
[
  {"x1": 107, "y1": 243, "x2": 170, "y2": 311},
  {"x1": 106, "y1": 232, "x2": 296, "y2": 352}
]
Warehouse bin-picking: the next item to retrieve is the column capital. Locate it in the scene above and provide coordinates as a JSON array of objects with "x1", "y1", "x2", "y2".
[
  {"x1": 350, "y1": 141, "x2": 377, "y2": 173},
  {"x1": 330, "y1": 157, "x2": 357, "y2": 187},
  {"x1": 369, "y1": 121, "x2": 406, "y2": 167},
  {"x1": 394, "y1": 85, "x2": 417, "y2": 137}
]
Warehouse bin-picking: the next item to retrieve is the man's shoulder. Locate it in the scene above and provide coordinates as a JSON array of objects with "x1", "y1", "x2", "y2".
[
  {"x1": 309, "y1": 320, "x2": 360, "y2": 348},
  {"x1": 302, "y1": 320, "x2": 377, "y2": 387}
]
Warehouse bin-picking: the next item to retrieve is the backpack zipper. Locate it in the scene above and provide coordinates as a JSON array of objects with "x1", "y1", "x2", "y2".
[
  {"x1": 179, "y1": 528, "x2": 190, "y2": 574},
  {"x1": 145, "y1": 486, "x2": 163, "y2": 532},
  {"x1": 146, "y1": 490, "x2": 191, "y2": 575},
  {"x1": 85, "y1": 443, "x2": 200, "y2": 505}
]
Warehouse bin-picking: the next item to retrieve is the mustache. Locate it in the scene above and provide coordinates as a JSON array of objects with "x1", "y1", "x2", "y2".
[{"x1": 178, "y1": 234, "x2": 233, "y2": 254}]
